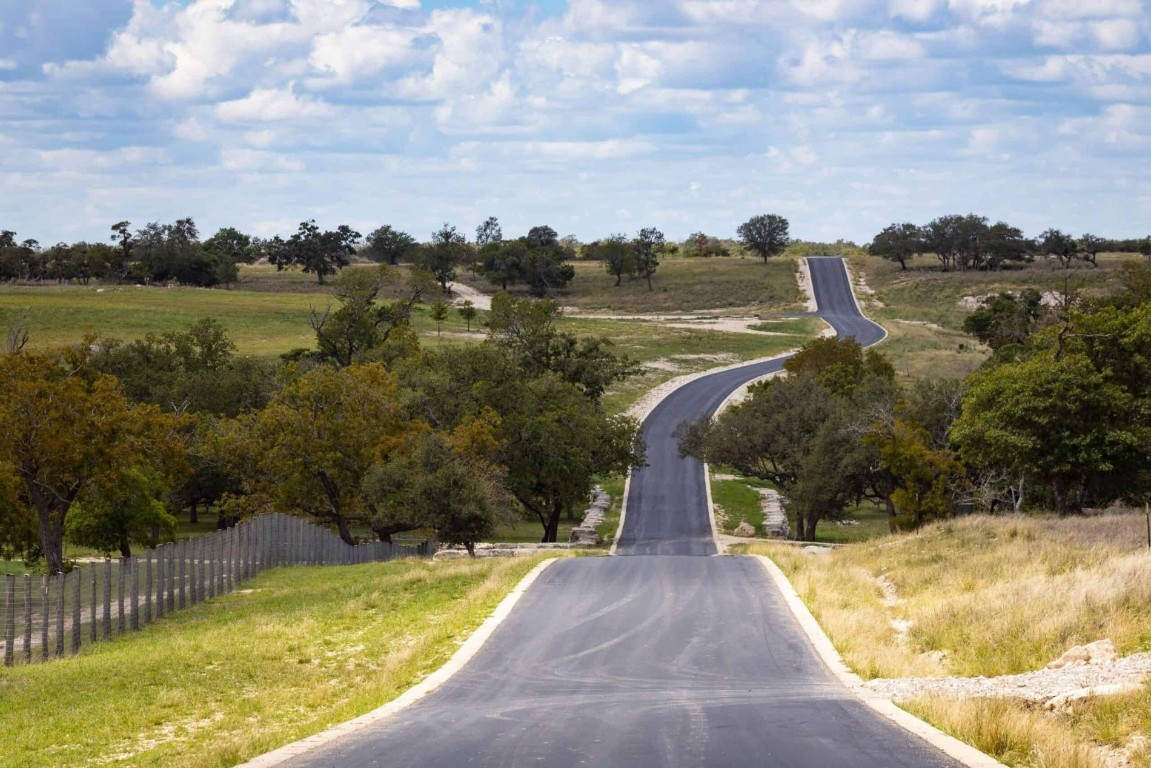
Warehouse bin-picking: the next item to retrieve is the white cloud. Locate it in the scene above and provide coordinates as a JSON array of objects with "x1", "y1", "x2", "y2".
[
  {"x1": 221, "y1": 147, "x2": 305, "y2": 171},
  {"x1": 215, "y1": 87, "x2": 336, "y2": 122}
]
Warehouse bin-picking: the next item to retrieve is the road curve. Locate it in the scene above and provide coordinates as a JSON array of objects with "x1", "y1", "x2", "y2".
[{"x1": 278, "y1": 259, "x2": 964, "y2": 768}]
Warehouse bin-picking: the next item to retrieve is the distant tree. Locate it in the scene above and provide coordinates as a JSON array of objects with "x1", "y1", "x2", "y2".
[
  {"x1": 203, "y1": 227, "x2": 257, "y2": 265},
  {"x1": 109, "y1": 221, "x2": 135, "y2": 282},
  {"x1": 429, "y1": 296, "x2": 450, "y2": 336},
  {"x1": 475, "y1": 216, "x2": 503, "y2": 247},
  {"x1": 1039, "y1": 229, "x2": 1080, "y2": 270},
  {"x1": 526, "y1": 225, "x2": 559, "y2": 248},
  {"x1": 869, "y1": 223, "x2": 922, "y2": 270},
  {"x1": 922, "y1": 214, "x2": 965, "y2": 272},
  {"x1": 633, "y1": 227, "x2": 664, "y2": 291},
  {"x1": 737, "y1": 214, "x2": 790, "y2": 263},
  {"x1": 1079, "y1": 233, "x2": 1105, "y2": 268},
  {"x1": 458, "y1": 300, "x2": 477, "y2": 331},
  {"x1": 418, "y1": 223, "x2": 468, "y2": 292},
  {"x1": 594, "y1": 235, "x2": 635, "y2": 286},
  {"x1": 682, "y1": 232, "x2": 729, "y2": 258},
  {"x1": 783, "y1": 336, "x2": 894, "y2": 396},
  {"x1": 271, "y1": 220, "x2": 360, "y2": 284},
  {"x1": 364, "y1": 225, "x2": 417, "y2": 265},
  {"x1": 478, "y1": 238, "x2": 526, "y2": 291},
  {"x1": 983, "y1": 221, "x2": 1032, "y2": 271},
  {"x1": 309, "y1": 266, "x2": 436, "y2": 367},
  {"x1": 1139, "y1": 236, "x2": 1151, "y2": 261}
]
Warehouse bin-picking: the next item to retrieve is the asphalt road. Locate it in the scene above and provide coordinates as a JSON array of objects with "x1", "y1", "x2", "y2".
[{"x1": 280, "y1": 259, "x2": 963, "y2": 768}]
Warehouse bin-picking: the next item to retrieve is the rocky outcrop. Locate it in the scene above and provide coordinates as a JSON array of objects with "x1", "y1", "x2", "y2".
[
  {"x1": 570, "y1": 487, "x2": 611, "y2": 546},
  {"x1": 733, "y1": 521, "x2": 756, "y2": 537},
  {"x1": 1048, "y1": 639, "x2": 1119, "y2": 669},
  {"x1": 758, "y1": 489, "x2": 790, "y2": 538}
]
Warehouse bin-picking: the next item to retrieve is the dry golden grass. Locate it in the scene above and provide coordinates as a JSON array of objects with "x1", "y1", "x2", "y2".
[{"x1": 749, "y1": 514, "x2": 1151, "y2": 768}]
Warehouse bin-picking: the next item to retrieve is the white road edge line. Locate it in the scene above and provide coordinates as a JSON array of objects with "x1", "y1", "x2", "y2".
[
  {"x1": 751, "y1": 555, "x2": 1007, "y2": 768},
  {"x1": 234, "y1": 557, "x2": 560, "y2": 768}
]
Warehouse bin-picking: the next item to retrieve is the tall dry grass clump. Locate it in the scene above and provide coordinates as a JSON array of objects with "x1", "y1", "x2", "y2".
[{"x1": 754, "y1": 514, "x2": 1151, "y2": 679}]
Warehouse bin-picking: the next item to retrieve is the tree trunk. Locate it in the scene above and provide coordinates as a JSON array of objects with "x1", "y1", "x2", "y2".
[
  {"x1": 118, "y1": 534, "x2": 132, "y2": 559},
  {"x1": 898, "y1": 258, "x2": 906, "y2": 271},
  {"x1": 793, "y1": 511, "x2": 806, "y2": 542},
  {"x1": 188, "y1": 504, "x2": 198, "y2": 525},
  {"x1": 335, "y1": 514, "x2": 355, "y2": 545},
  {"x1": 542, "y1": 500, "x2": 563, "y2": 543},
  {"x1": 646, "y1": 272, "x2": 653, "y2": 292},
  {"x1": 614, "y1": 272, "x2": 621, "y2": 287},
  {"x1": 884, "y1": 497, "x2": 897, "y2": 533},
  {"x1": 1051, "y1": 476, "x2": 1082, "y2": 515}
]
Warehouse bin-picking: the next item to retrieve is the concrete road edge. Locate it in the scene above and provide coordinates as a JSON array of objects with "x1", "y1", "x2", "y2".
[
  {"x1": 751, "y1": 555, "x2": 1007, "y2": 768},
  {"x1": 234, "y1": 557, "x2": 560, "y2": 768}
]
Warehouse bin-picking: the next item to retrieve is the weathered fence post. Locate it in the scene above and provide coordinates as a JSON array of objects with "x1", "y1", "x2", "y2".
[
  {"x1": 145, "y1": 551, "x2": 153, "y2": 624},
  {"x1": 155, "y1": 548, "x2": 164, "y2": 620},
  {"x1": 23, "y1": 575, "x2": 32, "y2": 663},
  {"x1": 207, "y1": 534, "x2": 216, "y2": 600},
  {"x1": 72, "y1": 569, "x2": 81, "y2": 654},
  {"x1": 117, "y1": 558, "x2": 126, "y2": 634},
  {"x1": 90, "y1": 567, "x2": 97, "y2": 644},
  {"x1": 129, "y1": 558, "x2": 139, "y2": 632},
  {"x1": 4, "y1": 574, "x2": 14, "y2": 667},
  {"x1": 190, "y1": 537, "x2": 200, "y2": 606},
  {"x1": 178, "y1": 539, "x2": 187, "y2": 610},
  {"x1": 103, "y1": 559, "x2": 112, "y2": 639},
  {"x1": 54, "y1": 573, "x2": 64, "y2": 657}
]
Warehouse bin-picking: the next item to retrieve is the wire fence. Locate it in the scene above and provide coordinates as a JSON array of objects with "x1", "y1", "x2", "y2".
[{"x1": 1, "y1": 513, "x2": 433, "y2": 667}]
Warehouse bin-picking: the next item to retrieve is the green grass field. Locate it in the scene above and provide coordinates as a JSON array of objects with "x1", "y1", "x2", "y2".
[
  {"x1": 461, "y1": 255, "x2": 805, "y2": 314},
  {"x1": 0, "y1": 556, "x2": 558, "y2": 768}
]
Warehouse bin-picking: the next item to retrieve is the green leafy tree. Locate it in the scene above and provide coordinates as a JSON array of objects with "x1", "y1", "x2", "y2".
[
  {"x1": 0, "y1": 350, "x2": 189, "y2": 572},
  {"x1": 1039, "y1": 228, "x2": 1080, "y2": 270},
  {"x1": 475, "y1": 216, "x2": 503, "y2": 247},
  {"x1": 208, "y1": 364, "x2": 418, "y2": 544},
  {"x1": 478, "y1": 238, "x2": 526, "y2": 291},
  {"x1": 962, "y1": 290, "x2": 1044, "y2": 351},
  {"x1": 593, "y1": 235, "x2": 635, "y2": 286},
  {"x1": 1079, "y1": 233, "x2": 1104, "y2": 268},
  {"x1": 203, "y1": 226, "x2": 257, "y2": 265},
  {"x1": 458, "y1": 300, "x2": 478, "y2": 331},
  {"x1": 429, "y1": 296, "x2": 450, "y2": 336},
  {"x1": 310, "y1": 266, "x2": 435, "y2": 367},
  {"x1": 272, "y1": 220, "x2": 360, "y2": 284},
  {"x1": 419, "y1": 223, "x2": 468, "y2": 292},
  {"x1": 783, "y1": 336, "x2": 894, "y2": 396},
  {"x1": 737, "y1": 214, "x2": 790, "y2": 263},
  {"x1": 951, "y1": 351, "x2": 1145, "y2": 515},
  {"x1": 364, "y1": 225, "x2": 417, "y2": 265},
  {"x1": 632, "y1": 227, "x2": 664, "y2": 291},
  {"x1": 66, "y1": 467, "x2": 176, "y2": 558},
  {"x1": 869, "y1": 223, "x2": 922, "y2": 270}
]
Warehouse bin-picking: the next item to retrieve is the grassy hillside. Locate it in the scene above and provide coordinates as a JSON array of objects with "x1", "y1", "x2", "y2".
[
  {"x1": 0, "y1": 556, "x2": 555, "y2": 768},
  {"x1": 460, "y1": 255, "x2": 805, "y2": 314},
  {"x1": 849, "y1": 252, "x2": 1137, "y2": 379},
  {"x1": 747, "y1": 514, "x2": 1151, "y2": 767}
]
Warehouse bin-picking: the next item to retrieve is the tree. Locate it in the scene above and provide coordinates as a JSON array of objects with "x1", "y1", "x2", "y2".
[
  {"x1": 478, "y1": 238, "x2": 526, "y2": 291},
  {"x1": 203, "y1": 227, "x2": 257, "y2": 265},
  {"x1": 475, "y1": 216, "x2": 503, "y2": 247},
  {"x1": 951, "y1": 351, "x2": 1145, "y2": 515},
  {"x1": 921, "y1": 214, "x2": 966, "y2": 272},
  {"x1": 272, "y1": 220, "x2": 360, "y2": 284},
  {"x1": 865, "y1": 417, "x2": 962, "y2": 530},
  {"x1": 962, "y1": 290, "x2": 1043, "y2": 351},
  {"x1": 364, "y1": 225, "x2": 417, "y2": 265},
  {"x1": 66, "y1": 467, "x2": 176, "y2": 558},
  {"x1": 458, "y1": 300, "x2": 477, "y2": 331},
  {"x1": 1039, "y1": 229, "x2": 1080, "y2": 270},
  {"x1": 869, "y1": 223, "x2": 922, "y2": 270},
  {"x1": 488, "y1": 293, "x2": 640, "y2": 399},
  {"x1": 737, "y1": 214, "x2": 790, "y2": 264},
  {"x1": 1139, "y1": 236, "x2": 1151, "y2": 261},
  {"x1": 429, "y1": 296, "x2": 450, "y2": 336},
  {"x1": 109, "y1": 221, "x2": 135, "y2": 282},
  {"x1": 310, "y1": 266, "x2": 436, "y2": 368},
  {"x1": 208, "y1": 364, "x2": 417, "y2": 544},
  {"x1": 682, "y1": 232, "x2": 729, "y2": 258},
  {"x1": 633, "y1": 227, "x2": 664, "y2": 291},
  {"x1": 0, "y1": 350, "x2": 189, "y2": 573},
  {"x1": 418, "y1": 223, "x2": 468, "y2": 292},
  {"x1": 984, "y1": 221, "x2": 1031, "y2": 270},
  {"x1": 783, "y1": 335, "x2": 894, "y2": 396},
  {"x1": 363, "y1": 418, "x2": 512, "y2": 554},
  {"x1": 593, "y1": 235, "x2": 635, "y2": 286},
  {"x1": 1079, "y1": 233, "x2": 1105, "y2": 268}
]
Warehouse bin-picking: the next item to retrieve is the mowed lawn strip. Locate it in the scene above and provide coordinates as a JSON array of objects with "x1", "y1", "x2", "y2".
[{"x1": 0, "y1": 556, "x2": 556, "y2": 768}]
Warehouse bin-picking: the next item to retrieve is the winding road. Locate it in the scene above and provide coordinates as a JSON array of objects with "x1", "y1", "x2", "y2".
[{"x1": 276, "y1": 259, "x2": 964, "y2": 768}]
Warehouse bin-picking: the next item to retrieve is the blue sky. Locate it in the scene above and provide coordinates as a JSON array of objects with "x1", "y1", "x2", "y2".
[{"x1": 1, "y1": 0, "x2": 1148, "y2": 245}]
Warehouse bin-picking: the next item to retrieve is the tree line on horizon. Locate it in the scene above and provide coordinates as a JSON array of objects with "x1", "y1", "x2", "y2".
[
  {"x1": 0, "y1": 213, "x2": 798, "y2": 293},
  {"x1": 869, "y1": 214, "x2": 1151, "y2": 272}
]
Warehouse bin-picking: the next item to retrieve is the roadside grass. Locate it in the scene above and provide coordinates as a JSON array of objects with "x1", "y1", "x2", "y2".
[
  {"x1": 490, "y1": 516, "x2": 575, "y2": 544},
  {"x1": 461, "y1": 256, "x2": 805, "y2": 314},
  {"x1": 712, "y1": 476, "x2": 771, "y2": 535},
  {"x1": 0, "y1": 555, "x2": 556, "y2": 768},
  {"x1": 746, "y1": 514, "x2": 1151, "y2": 768}
]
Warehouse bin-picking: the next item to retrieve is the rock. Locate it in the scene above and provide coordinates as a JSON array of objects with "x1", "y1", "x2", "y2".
[
  {"x1": 1086, "y1": 639, "x2": 1119, "y2": 665},
  {"x1": 1043, "y1": 682, "x2": 1144, "y2": 712},
  {"x1": 803, "y1": 545, "x2": 832, "y2": 555},
  {"x1": 1048, "y1": 639, "x2": 1118, "y2": 669},
  {"x1": 733, "y1": 521, "x2": 756, "y2": 538},
  {"x1": 758, "y1": 489, "x2": 790, "y2": 539}
]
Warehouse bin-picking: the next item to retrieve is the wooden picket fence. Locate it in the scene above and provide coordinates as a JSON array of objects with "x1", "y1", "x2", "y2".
[{"x1": 1, "y1": 513, "x2": 433, "y2": 666}]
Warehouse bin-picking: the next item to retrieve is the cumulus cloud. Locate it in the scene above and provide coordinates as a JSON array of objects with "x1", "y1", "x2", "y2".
[{"x1": 1, "y1": 0, "x2": 1149, "y2": 245}]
